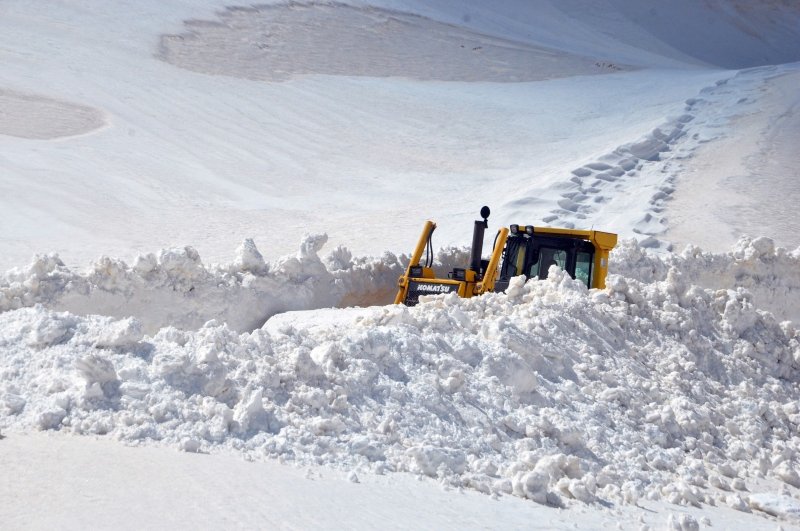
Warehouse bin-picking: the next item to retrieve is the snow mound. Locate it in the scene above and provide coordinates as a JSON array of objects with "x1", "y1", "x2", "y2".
[
  {"x1": 613, "y1": 236, "x2": 800, "y2": 324},
  {"x1": 0, "y1": 235, "x2": 404, "y2": 334},
  {"x1": 2, "y1": 245, "x2": 800, "y2": 512}
]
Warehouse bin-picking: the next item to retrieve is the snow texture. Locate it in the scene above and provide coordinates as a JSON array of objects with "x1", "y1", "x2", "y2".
[{"x1": 2, "y1": 238, "x2": 800, "y2": 513}]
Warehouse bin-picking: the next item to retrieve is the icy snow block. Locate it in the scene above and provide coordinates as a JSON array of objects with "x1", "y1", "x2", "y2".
[{"x1": 234, "y1": 238, "x2": 267, "y2": 274}]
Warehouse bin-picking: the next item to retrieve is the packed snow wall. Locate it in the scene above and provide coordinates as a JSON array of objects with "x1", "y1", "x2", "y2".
[{"x1": 0, "y1": 235, "x2": 407, "y2": 334}]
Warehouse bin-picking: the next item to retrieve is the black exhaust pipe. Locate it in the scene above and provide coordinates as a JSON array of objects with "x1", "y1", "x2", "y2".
[{"x1": 470, "y1": 206, "x2": 491, "y2": 275}]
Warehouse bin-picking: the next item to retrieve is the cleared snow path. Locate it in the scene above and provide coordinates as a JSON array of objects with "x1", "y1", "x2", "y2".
[
  {"x1": 665, "y1": 67, "x2": 800, "y2": 252},
  {"x1": 3, "y1": 432, "x2": 792, "y2": 530},
  {"x1": 0, "y1": 432, "x2": 556, "y2": 530}
]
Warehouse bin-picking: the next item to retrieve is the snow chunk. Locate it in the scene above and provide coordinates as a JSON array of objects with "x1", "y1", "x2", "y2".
[
  {"x1": 667, "y1": 513, "x2": 699, "y2": 531},
  {"x1": 91, "y1": 317, "x2": 144, "y2": 349},
  {"x1": 234, "y1": 238, "x2": 267, "y2": 275},
  {"x1": 405, "y1": 446, "x2": 466, "y2": 477}
]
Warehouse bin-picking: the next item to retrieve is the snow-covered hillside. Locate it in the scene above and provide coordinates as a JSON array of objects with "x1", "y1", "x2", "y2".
[
  {"x1": 2, "y1": 1, "x2": 800, "y2": 529},
  {"x1": 2, "y1": 0, "x2": 800, "y2": 268}
]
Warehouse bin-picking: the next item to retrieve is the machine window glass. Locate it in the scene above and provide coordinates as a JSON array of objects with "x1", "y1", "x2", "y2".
[
  {"x1": 527, "y1": 250, "x2": 539, "y2": 277},
  {"x1": 575, "y1": 251, "x2": 593, "y2": 288},
  {"x1": 538, "y1": 248, "x2": 567, "y2": 279},
  {"x1": 554, "y1": 250, "x2": 567, "y2": 269},
  {"x1": 502, "y1": 239, "x2": 523, "y2": 277}
]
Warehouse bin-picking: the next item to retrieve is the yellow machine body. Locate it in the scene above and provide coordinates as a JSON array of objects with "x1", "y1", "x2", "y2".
[
  {"x1": 395, "y1": 211, "x2": 617, "y2": 306},
  {"x1": 393, "y1": 220, "x2": 509, "y2": 305}
]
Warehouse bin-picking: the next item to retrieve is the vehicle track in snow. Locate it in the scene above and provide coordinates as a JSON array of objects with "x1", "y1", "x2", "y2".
[{"x1": 504, "y1": 65, "x2": 800, "y2": 251}]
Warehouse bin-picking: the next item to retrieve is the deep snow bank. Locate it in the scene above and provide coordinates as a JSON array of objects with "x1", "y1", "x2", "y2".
[
  {"x1": 613, "y1": 236, "x2": 800, "y2": 324},
  {"x1": 2, "y1": 239, "x2": 800, "y2": 516},
  {"x1": 0, "y1": 235, "x2": 405, "y2": 334}
]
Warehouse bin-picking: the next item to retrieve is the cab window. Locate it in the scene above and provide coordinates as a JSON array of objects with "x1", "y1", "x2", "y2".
[
  {"x1": 537, "y1": 248, "x2": 567, "y2": 279},
  {"x1": 575, "y1": 251, "x2": 594, "y2": 288},
  {"x1": 502, "y1": 239, "x2": 525, "y2": 277}
]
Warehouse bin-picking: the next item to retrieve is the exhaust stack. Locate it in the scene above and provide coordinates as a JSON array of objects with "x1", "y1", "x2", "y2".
[{"x1": 470, "y1": 206, "x2": 491, "y2": 276}]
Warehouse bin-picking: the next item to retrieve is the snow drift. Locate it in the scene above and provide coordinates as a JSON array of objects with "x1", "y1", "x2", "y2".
[
  {"x1": 2, "y1": 238, "x2": 800, "y2": 513},
  {"x1": 0, "y1": 235, "x2": 405, "y2": 334}
]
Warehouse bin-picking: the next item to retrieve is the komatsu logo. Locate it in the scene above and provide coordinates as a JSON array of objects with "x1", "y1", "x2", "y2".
[
  {"x1": 404, "y1": 281, "x2": 459, "y2": 306},
  {"x1": 412, "y1": 282, "x2": 458, "y2": 293}
]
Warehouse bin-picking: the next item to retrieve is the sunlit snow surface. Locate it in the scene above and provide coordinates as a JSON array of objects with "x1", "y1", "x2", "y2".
[
  {"x1": 2, "y1": 0, "x2": 800, "y2": 529},
  {"x1": 2, "y1": 0, "x2": 799, "y2": 268}
]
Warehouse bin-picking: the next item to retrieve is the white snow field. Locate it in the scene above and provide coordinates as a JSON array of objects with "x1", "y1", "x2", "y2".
[{"x1": 2, "y1": 0, "x2": 800, "y2": 529}]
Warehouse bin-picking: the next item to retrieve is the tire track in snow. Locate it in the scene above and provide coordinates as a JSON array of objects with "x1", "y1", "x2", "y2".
[{"x1": 505, "y1": 65, "x2": 792, "y2": 249}]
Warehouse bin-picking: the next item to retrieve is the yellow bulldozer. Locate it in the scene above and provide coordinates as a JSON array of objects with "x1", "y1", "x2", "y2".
[{"x1": 395, "y1": 206, "x2": 617, "y2": 306}]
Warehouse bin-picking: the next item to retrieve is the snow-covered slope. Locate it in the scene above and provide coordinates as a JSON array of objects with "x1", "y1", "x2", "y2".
[
  {"x1": 2, "y1": 0, "x2": 800, "y2": 529},
  {"x1": 2, "y1": 1, "x2": 800, "y2": 269},
  {"x1": 381, "y1": 0, "x2": 800, "y2": 69}
]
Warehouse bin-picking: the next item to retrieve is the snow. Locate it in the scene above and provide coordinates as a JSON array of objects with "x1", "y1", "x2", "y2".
[
  {"x1": 4, "y1": 433, "x2": 791, "y2": 531},
  {"x1": 6, "y1": 0, "x2": 799, "y2": 269},
  {"x1": 2, "y1": 239, "x2": 800, "y2": 527},
  {"x1": 160, "y1": 3, "x2": 624, "y2": 83},
  {"x1": 665, "y1": 69, "x2": 800, "y2": 252},
  {"x1": 2, "y1": 0, "x2": 800, "y2": 528},
  {"x1": 0, "y1": 89, "x2": 106, "y2": 140},
  {"x1": 0, "y1": 234, "x2": 404, "y2": 334}
]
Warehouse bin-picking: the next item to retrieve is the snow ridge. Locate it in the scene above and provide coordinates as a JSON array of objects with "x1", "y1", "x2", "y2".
[
  {"x1": 613, "y1": 236, "x2": 800, "y2": 325},
  {"x1": 0, "y1": 236, "x2": 404, "y2": 334}
]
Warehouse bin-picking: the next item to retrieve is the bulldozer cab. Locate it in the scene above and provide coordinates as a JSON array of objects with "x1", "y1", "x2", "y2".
[
  {"x1": 495, "y1": 225, "x2": 616, "y2": 292},
  {"x1": 395, "y1": 208, "x2": 616, "y2": 306}
]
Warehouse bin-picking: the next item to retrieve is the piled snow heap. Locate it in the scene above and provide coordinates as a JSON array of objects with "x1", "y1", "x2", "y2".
[
  {"x1": 0, "y1": 235, "x2": 406, "y2": 334},
  {"x1": 1, "y1": 236, "x2": 800, "y2": 513}
]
